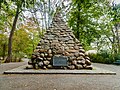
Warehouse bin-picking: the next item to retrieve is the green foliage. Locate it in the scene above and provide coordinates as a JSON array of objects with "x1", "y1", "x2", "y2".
[
  {"x1": 13, "y1": 30, "x2": 30, "y2": 56},
  {"x1": 89, "y1": 50, "x2": 115, "y2": 64},
  {"x1": 11, "y1": 19, "x2": 40, "y2": 60},
  {"x1": 108, "y1": 4, "x2": 120, "y2": 54},
  {"x1": 114, "y1": 53, "x2": 120, "y2": 60},
  {"x1": 68, "y1": 0, "x2": 111, "y2": 49},
  {"x1": 0, "y1": 33, "x2": 8, "y2": 58},
  {"x1": 0, "y1": 0, "x2": 41, "y2": 62},
  {"x1": 112, "y1": 4, "x2": 120, "y2": 23},
  {"x1": 0, "y1": 0, "x2": 37, "y2": 62}
]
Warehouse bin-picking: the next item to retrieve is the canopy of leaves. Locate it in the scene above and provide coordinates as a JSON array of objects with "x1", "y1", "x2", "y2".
[
  {"x1": 68, "y1": 0, "x2": 112, "y2": 49},
  {"x1": 112, "y1": 4, "x2": 120, "y2": 24}
]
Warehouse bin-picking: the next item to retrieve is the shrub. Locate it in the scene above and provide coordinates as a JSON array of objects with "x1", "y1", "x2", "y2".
[{"x1": 89, "y1": 50, "x2": 115, "y2": 64}]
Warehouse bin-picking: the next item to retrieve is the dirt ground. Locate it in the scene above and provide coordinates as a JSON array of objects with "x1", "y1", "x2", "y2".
[{"x1": 0, "y1": 60, "x2": 120, "y2": 90}]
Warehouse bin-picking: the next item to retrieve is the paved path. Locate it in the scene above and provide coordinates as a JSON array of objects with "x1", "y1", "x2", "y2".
[{"x1": 0, "y1": 60, "x2": 120, "y2": 90}]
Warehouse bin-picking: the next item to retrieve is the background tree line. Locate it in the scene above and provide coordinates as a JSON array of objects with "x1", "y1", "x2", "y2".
[
  {"x1": 68, "y1": 0, "x2": 120, "y2": 63},
  {"x1": 0, "y1": 0, "x2": 64, "y2": 62},
  {"x1": 0, "y1": 0, "x2": 120, "y2": 64}
]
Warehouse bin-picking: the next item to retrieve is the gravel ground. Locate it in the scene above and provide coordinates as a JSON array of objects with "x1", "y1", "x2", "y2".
[{"x1": 0, "y1": 60, "x2": 120, "y2": 90}]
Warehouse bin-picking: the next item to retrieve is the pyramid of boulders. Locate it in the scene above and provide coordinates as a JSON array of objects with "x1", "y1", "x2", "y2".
[{"x1": 28, "y1": 11, "x2": 92, "y2": 70}]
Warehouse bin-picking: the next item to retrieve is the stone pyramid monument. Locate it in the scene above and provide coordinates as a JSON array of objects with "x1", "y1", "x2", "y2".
[{"x1": 28, "y1": 10, "x2": 92, "y2": 70}]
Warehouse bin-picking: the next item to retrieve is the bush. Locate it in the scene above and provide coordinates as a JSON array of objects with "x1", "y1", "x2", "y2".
[
  {"x1": 89, "y1": 50, "x2": 115, "y2": 64},
  {"x1": 114, "y1": 53, "x2": 120, "y2": 60}
]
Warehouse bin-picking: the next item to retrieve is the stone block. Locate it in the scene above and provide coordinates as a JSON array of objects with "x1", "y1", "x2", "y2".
[
  {"x1": 69, "y1": 56, "x2": 77, "y2": 60},
  {"x1": 77, "y1": 56, "x2": 84, "y2": 60},
  {"x1": 47, "y1": 65, "x2": 53, "y2": 68},
  {"x1": 38, "y1": 61, "x2": 44, "y2": 66},
  {"x1": 67, "y1": 50, "x2": 78, "y2": 53},
  {"x1": 85, "y1": 59, "x2": 91, "y2": 65},
  {"x1": 48, "y1": 54, "x2": 53, "y2": 57},
  {"x1": 79, "y1": 53, "x2": 85, "y2": 56},
  {"x1": 74, "y1": 52, "x2": 80, "y2": 57},
  {"x1": 69, "y1": 47, "x2": 74, "y2": 50},
  {"x1": 67, "y1": 40, "x2": 75, "y2": 44},
  {"x1": 40, "y1": 53, "x2": 44, "y2": 58},
  {"x1": 77, "y1": 60, "x2": 82, "y2": 64},
  {"x1": 47, "y1": 58, "x2": 51, "y2": 61},
  {"x1": 85, "y1": 65, "x2": 93, "y2": 70},
  {"x1": 64, "y1": 52, "x2": 70, "y2": 56},
  {"x1": 37, "y1": 57, "x2": 43, "y2": 61},
  {"x1": 36, "y1": 46, "x2": 41, "y2": 49},
  {"x1": 43, "y1": 60, "x2": 50, "y2": 65},
  {"x1": 85, "y1": 56, "x2": 90, "y2": 60},
  {"x1": 56, "y1": 50, "x2": 64, "y2": 54},
  {"x1": 44, "y1": 53, "x2": 48, "y2": 57},
  {"x1": 39, "y1": 49, "x2": 47, "y2": 53},
  {"x1": 52, "y1": 40, "x2": 59, "y2": 43},
  {"x1": 79, "y1": 49, "x2": 85, "y2": 53},
  {"x1": 67, "y1": 44, "x2": 74, "y2": 47},
  {"x1": 44, "y1": 45, "x2": 50, "y2": 50},
  {"x1": 34, "y1": 49, "x2": 39, "y2": 52},
  {"x1": 79, "y1": 46, "x2": 83, "y2": 49},
  {"x1": 64, "y1": 47, "x2": 69, "y2": 50},
  {"x1": 74, "y1": 46, "x2": 79, "y2": 50},
  {"x1": 44, "y1": 40, "x2": 49, "y2": 43},
  {"x1": 43, "y1": 66, "x2": 47, "y2": 69},
  {"x1": 71, "y1": 60, "x2": 77, "y2": 65},
  {"x1": 47, "y1": 35, "x2": 55, "y2": 40},
  {"x1": 76, "y1": 65, "x2": 83, "y2": 69},
  {"x1": 48, "y1": 49, "x2": 52, "y2": 54},
  {"x1": 31, "y1": 55, "x2": 37, "y2": 59},
  {"x1": 68, "y1": 65, "x2": 75, "y2": 70},
  {"x1": 81, "y1": 60, "x2": 86, "y2": 65}
]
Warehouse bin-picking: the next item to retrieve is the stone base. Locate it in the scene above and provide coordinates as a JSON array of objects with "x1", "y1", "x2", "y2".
[{"x1": 4, "y1": 65, "x2": 116, "y2": 75}]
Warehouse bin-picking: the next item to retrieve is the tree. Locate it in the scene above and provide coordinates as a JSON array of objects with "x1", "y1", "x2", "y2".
[
  {"x1": 112, "y1": 3, "x2": 120, "y2": 54},
  {"x1": 0, "y1": 0, "x2": 15, "y2": 60},
  {"x1": 0, "y1": 0, "x2": 36, "y2": 62},
  {"x1": 12, "y1": 26, "x2": 39, "y2": 61},
  {"x1": 96, "y1": 3, "x2": 120, "y2": 56},
  {"x1": 0, "y1": 34, "x2": 8, "y2": 60},
  {"x1": 68, "y1": 0, "x2": 110, "y2": 49}
]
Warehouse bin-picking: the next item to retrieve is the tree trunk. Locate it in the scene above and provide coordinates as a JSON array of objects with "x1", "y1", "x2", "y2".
[
  {"x1": 2, "y1": 44, "x2": 6, "y2": 60},
  {"x1": 76, "y1": 2, "x2": 81, "y2": 39},
  {"x1": 48, "y1": 0, "x2": 50, "y2": 27},
  {"x1": 115, "y1": 24, "x2": 120, "y2": 53},
  {"x1": 43, "y1": 2, "x2": 47, "y2": 30},
  {"x1": 5, "y1": 6, "x2": 20, "y2": 63}
]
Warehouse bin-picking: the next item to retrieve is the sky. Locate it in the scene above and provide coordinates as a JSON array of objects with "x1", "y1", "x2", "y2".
[
  {"x1": 111, "y1": 0, "x2": 120, "y2": 4},
  {"x1": 115, "y1": 0, "x2": 120, "y2": 4}
]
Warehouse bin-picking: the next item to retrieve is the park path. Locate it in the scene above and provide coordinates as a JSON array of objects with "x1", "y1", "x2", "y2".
[
  {"x1": 0, "y1": 58, "x2": 28, "y2": 74},
  {"x1": 0, "y1": 60, "x2": 120, "y2": 90}
]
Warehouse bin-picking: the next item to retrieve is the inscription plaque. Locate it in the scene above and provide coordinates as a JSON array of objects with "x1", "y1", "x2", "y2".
[{"x1": 53, "y1": 56, "x2": 68, "y2": 66}]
